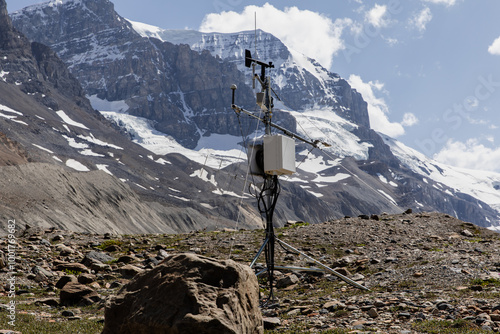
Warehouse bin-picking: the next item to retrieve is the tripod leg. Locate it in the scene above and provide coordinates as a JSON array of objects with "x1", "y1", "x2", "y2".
[
  {"x1": 249, "y1": 236, "x2": 270, "y2": 268},
  {"x1": 276, "y1": 237, "x2": 369, "y2": 291}
]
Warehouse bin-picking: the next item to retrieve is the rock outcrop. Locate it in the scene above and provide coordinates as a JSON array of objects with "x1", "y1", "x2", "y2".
[{"x1": 102, "y1": 253, "x2": 263, "y2": 334}]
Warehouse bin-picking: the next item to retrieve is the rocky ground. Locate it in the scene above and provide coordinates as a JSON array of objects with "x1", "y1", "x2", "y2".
[{"x1": 1, "y1": 211, "x2": 500, "y2": 333}]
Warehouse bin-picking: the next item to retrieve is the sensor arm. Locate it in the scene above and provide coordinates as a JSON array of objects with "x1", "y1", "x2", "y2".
[{"x1": 231, "y1": 103, "x2": 329, "y2": 149}]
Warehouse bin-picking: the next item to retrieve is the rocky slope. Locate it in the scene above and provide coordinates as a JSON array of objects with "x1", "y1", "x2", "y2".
[
  {"x1": 1, "y1": 212, "x2": 499, "y2": 333},
  {"x1": 0, "y1": 0, "x2": 263, "y2": 234}
]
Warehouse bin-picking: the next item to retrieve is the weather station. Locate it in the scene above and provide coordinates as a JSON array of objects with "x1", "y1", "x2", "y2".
[{"x1": 230, "y1": 49, "x2": 369, "y2": 301}]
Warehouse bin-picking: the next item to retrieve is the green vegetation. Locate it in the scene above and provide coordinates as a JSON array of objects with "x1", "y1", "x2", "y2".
[
  {"x1": 470, "y1": 277, "x2": 500, "y2": 287},
  {"x1": 266, "y1": 325, "x2": 349, "y2": 334},
  {"x1": 412, "y1": 319, "x2": 490, "y2": 334},
  {"x1": 96, "y1": 239, "x2": 123, "y2": 250},
  {"x1": 0, "y1": 312, "x2": 103, "y2": 334},
  {"x1": 63, "y1": 268, "x2": 82, "y2": 276}
]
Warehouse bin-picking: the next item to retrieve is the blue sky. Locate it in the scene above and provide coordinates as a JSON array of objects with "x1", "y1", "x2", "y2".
[{"x1": 8, "y1": 0, "x2": 500, "y2": 172}]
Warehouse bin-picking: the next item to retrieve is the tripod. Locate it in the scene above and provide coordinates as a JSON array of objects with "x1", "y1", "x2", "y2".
[{"x1": 248, "y1": 175, "x2": 369, "y2": 301}]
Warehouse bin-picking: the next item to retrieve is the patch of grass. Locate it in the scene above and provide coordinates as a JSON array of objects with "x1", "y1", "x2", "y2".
[
  {"x1": 428, "y1": 247, "x2": 443, "y2": 252},
  {"x1": 397, "y1": 280, "x2": 417, "y2": 289},
  {"x1": 96, "y1": 239, "x2": 123, "y2": 250},
  {"x1": 63, "y1": 268, "x2": 82, "y2": 276},
  {"x1": 0, "y1": 312, "x2": 103, "y2": 334},
  {"x1": 466, "y1": 238, "x2": 483, "y2": 243},
  {"x1": 265, "y1": 325, "x2": 350, "y2": 334},
  {"x1": 470, "y1": 277, "x2": 500, "y2": 287},
  {"x1": 412, "y1": 319, "x2": 488, "y2": 334}
]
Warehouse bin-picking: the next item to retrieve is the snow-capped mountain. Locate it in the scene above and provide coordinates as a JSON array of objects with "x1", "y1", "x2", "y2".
[
  {"x1": 131, "y1": 21, "x2": 371, "y2": 129},
  {"x1": 8, "y1": 0, "x2": 500, "y2": 231}
]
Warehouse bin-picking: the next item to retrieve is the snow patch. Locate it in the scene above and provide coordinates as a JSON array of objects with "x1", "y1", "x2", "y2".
[
  {"x1": 88, "y1": 95, "x2": 129, "y2": 113},
  {"x1": 33, "y1": 144, "x2": 54, "y2": 154},
  {"x1": 56, "y1": 110, "x2": 89, "y2": 129},
  {"x1": 190, "y1": 168, "x2": 217, "y2": 187},
  {"x1": 66, "y1": 159, "x2": 89, "y2": 171},
  {"x1": 96, "y1": 164, "x2": 113, "y2": 175}
]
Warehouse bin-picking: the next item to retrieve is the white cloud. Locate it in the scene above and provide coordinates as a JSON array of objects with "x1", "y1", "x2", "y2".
[
  {"x1": 434, "y1": 139, "x2": 500, "y2": 172},
  {"x1": 422, "y1": 0, "x2": 457, "y2": 6},
  {"x1": 348, "y1": 74, "x2": 406, "y2": 137},
  {"x1": 401, "y1": 113, "x2": 419, "y2": 127},
  {"x1": 365, "y1": 4, "x2": 389, "y2": 28},
  {"x1": 488, "y1": 37, "x2": 500, "y2": 56},
  {"x1": 410, "y1": 7, "x2": 432, "y2": 32},
  {"x1": 199, "y1": 3, "x2": 351, "y2": 69}
]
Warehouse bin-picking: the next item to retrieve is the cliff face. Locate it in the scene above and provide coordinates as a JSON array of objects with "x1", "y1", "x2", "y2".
[
  {"x1": 11, "y1": 0, "x2": 277, "y2": 149},
  {"x1": 159, "y1": 29, "x2": 371, "y2": 129}
]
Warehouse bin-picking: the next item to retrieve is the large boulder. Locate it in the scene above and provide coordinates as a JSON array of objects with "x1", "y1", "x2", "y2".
[{"x1": 102, "y1": 253, "x2": 263, "y2": 334}]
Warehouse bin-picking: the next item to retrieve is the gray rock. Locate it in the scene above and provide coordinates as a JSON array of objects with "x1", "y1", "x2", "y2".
[
  {"x1": 82, "y1": 251, "x2": 115, "y2": 267},
  {"x1": 60, "y1": 282, "x2": 100, "y2": 306},
  {"x1": 276, "y1": 274, "x2": 299, "y2": 288},
  {"x1": 78, "y1": 273, "x2": 96, "y2": 284},
  {"x1": 263, "y1": 317, "x2": 280, "y2": 330},
  {"x1": 117, "y1": 264, "x2": 144, "y2": 278},
  {"x1": 102, "y1": 253, "x2": 263, "y2": 334},
  {"x1": 55, "y1": 275, "x2": 78, "y2": 289},
  {"x1": 367, "y1": 308, "x2": 379, "y2": 318}
]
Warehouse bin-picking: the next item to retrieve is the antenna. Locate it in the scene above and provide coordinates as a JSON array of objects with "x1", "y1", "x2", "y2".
[
  {"x1": 253, "y1": 12, "x2": 257, "y2": 89},
  {"x1": 231, "y1": 51, "x2": 369, "y2": 301},
  {"x1": 254, "y1": 11, "x2": 257, "y2": 57}
]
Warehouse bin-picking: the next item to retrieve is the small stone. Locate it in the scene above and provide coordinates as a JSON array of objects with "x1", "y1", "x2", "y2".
[
  {"x1": 461, "y1": 229, "x2": 474, "y2": 237},
  {"x1": 56, "y1": 244, "x2": 75, "y2": 256},
  {"x1": 118, "y1": 264, "x2": 144, "y2": 278},
  {"x1": 36, "y1": 298, "x2": 59, "y2": 307},
  {"x1": 52, "y1": 235, "x2": 65, "y2": 241},
  {"x1": 276, "y1": 274, "x2": 299, "y2": 289},
  {"x1": 62, "y1": 310, "x2": 75, "y2": 317},
  {"x1": 117, "y1": 255, "x2": 135, "y2": 264},
  {"x1": 78, "y1": 273, "x2": 96, "y2": 284},
  {"x1": 60, "y1": 282, "x2": 100, "y2": 306},
  {"x1": 437, "y1": 303, "x2": 453, "y2": 311},
  {"x1": 367, "y1": 308, "x2": 379, "y2": 318},
  {"x1": 333, "y1": 267, "x2": 351, "y2": 276},
  {"x1": 104, "y1": 244, "x2": 121, "y2": 252},
  {"x1": 263, "y1": 317, "x2": 280, "y2": 329},
  {"x1": 398, "y1": 312, "x2": 411, "y2": 319},
  {"x1": 351, "y1": 273, "x2": 365, "y2": 281},
  {"x1": 323, "y1": 301, "x2": 344, "y2": 311},
  {"x1": 352, "y1": 320, "x2": 366, "y2": 329},
  {"x1": 82, "y1": 251, "x2": 115, "y2": 266},
  {"x1": 490, "y1": 314, "x2": 500, "y2": 322},
  {"x1": 55, "y1": 275, "x2": 78, "y2": 289}
]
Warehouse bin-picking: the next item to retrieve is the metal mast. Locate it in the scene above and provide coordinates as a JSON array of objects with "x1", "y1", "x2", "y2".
[{"x1": 231, "y1": 50, "x2": 369, "y2": 302}]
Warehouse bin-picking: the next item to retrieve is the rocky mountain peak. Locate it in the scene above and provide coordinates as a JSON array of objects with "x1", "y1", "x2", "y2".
[{"x1": 0, "y1": 0, "x2": 10, "y2": 26}]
